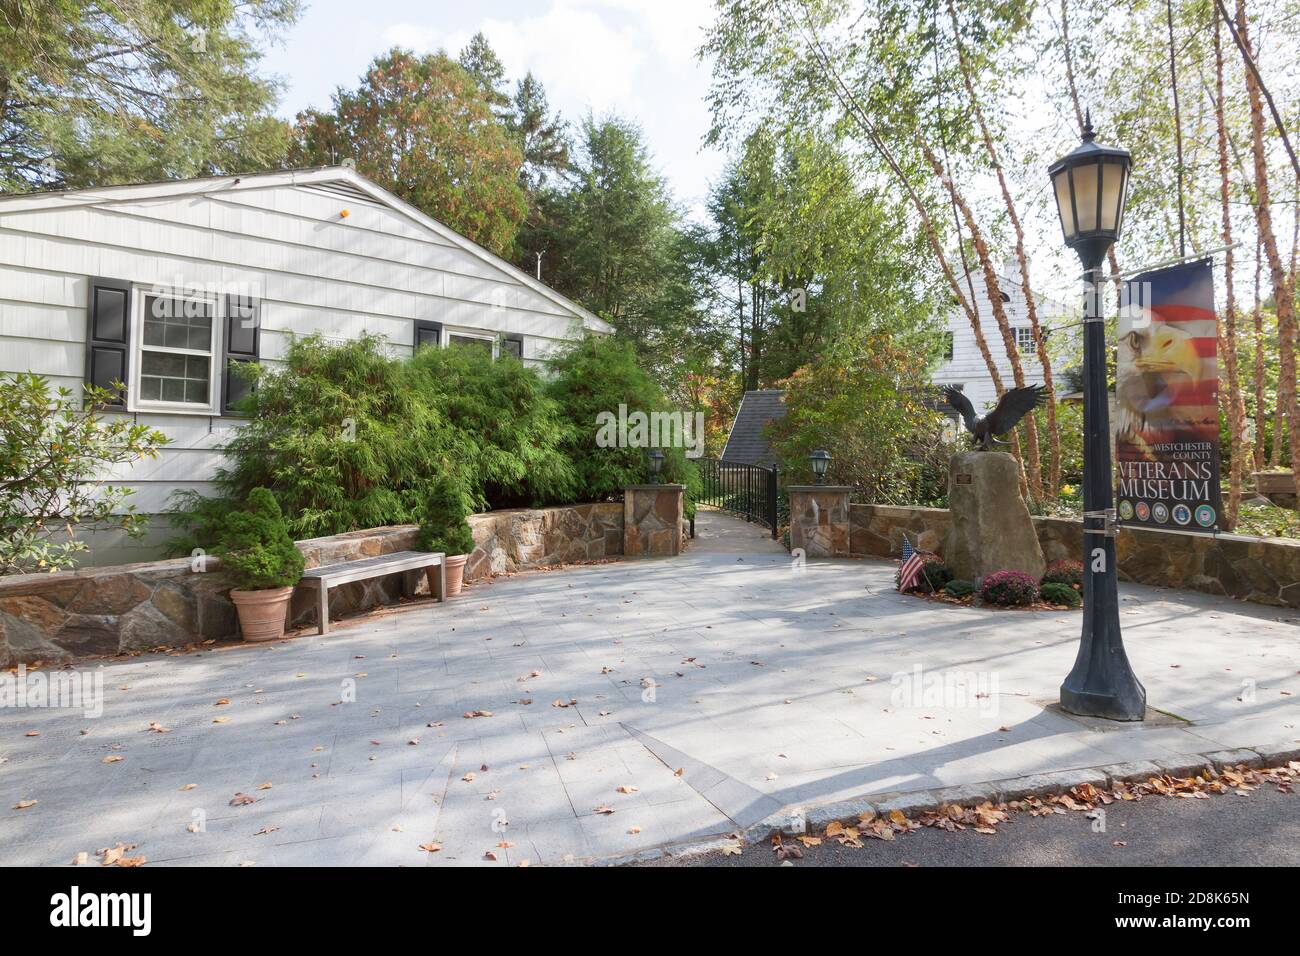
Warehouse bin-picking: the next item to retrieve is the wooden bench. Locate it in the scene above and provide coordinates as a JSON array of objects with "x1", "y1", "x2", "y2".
[{"x1": 298, "y1": 550, "x2": 445, "y2": 635}]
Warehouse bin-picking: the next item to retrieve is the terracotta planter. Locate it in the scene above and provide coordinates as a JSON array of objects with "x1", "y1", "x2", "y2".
[
  {"x1": 230, "y1": 586, "x2": 295, "y2": 642},
  {"x1": 440, "y1": 554, "x2": 468, "y2": 597}
]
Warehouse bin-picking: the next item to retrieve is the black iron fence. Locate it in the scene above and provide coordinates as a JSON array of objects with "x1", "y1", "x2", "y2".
[{"x1": 695, "y1": 458, "x2": 780, "y2": 538}]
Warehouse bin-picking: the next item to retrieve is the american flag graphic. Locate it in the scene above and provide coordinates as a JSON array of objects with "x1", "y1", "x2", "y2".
[{"x1": 898, "y1": 537, "x2": 925, "y2": 592}]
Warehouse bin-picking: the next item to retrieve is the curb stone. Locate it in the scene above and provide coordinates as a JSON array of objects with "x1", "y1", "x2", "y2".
[
  {"x1": 1098, "y1": 760, "x2": 1164, "y2": 786},
  {"x1": 1205, "y1": 749, "x2": 1264, "y2": 771},
  {"x1": 704, "y1": 743, "x2": 1300, "y2": 859}
]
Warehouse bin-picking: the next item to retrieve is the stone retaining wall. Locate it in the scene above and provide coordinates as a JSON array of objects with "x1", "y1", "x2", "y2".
[
  {"x1": 0, "y1": 502, "x2": 625, "y2": 666},
  {"x1": 849, "y1": 503, "x2": 1300, "y2": 609}
]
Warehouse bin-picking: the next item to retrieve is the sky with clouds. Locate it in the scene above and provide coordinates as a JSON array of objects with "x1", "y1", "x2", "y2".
[{"x1": 265, "y1": 0, "x2": 727, "y2": 218}]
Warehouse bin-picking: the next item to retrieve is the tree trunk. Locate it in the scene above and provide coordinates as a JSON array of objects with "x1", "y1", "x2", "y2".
[
  {"x1": 1237, "y1": 0, "x2": 1300, "y2": 504},
  {"x1": 921, "y1": 142, "x2": 1045, "y2": 500},
  {"x1": 1253, "y1": 235, "x2": 1266, "y2": 471},
  {"x1": 948, "y1": 0, "x2": 1060, "y2": 495},
  {"x1": 1213, "y1": 16, "x2": 1247, "y2": 528}
]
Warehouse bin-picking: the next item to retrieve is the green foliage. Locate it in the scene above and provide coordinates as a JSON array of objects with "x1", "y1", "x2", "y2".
[
  {"x1": 290, "y1": 49, "x2": 527, "y2": 257},
  {"x1": 214, "y1": 488, "x2": 304, "y2": 590},
  {"x1": 1, "y1": 1, "x2": 298, "y2": 191},
  {"x1": 173, "y1": 333, "x2": 679, "y2": 548},
  {"x1": 1, "y1": 373, "x2": 169, "y2": 574},
  {"x1": 979, "y1": 570, "x2": 1039, "y2": 607},
  {"x1": 546, "y1": 335, "x2": 701, "y2": 511},
  {"x1": 417, "y1": 475, "x2": 477, "y2": 556},
  {"x1": 944, "y1": 579, "x2": 976, "y2": 599},
  {"x1": 407, "y1": 341, "x2": 578, "y2": 508},
  {"x1": 171, "y1": 334, "x2": 576, "y2": 547},
  {"x1": 1235, "y1": 500, "x2": 1300, "y2": 539},
  {"x1": 912, "y1": 559, "x2": 954, "y2": 594},
  {"x1": 769, "y1": 328, "x2": 948, "y2": 503},
  {"x1": 1039, "y1": 582, "x2": 1082, "y2": 608},
  {"x1": 1041, "y1": 559, "x2": 1083, "y2": 590},
  {"x1": 520, "y1": 116, "x2": 701, "y2": 378}
]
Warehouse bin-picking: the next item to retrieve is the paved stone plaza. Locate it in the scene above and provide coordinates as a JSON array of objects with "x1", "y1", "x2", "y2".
[{"x1": 2, "y1": 513, "x2": 1298, "y2": 866}]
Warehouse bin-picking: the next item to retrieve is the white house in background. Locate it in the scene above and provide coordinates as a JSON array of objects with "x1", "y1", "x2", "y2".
[
  {"x1": 0, "y1": 166, "x2": 612, "y2": 564},
  {"x1": 930, "y1": 261, "x2": 1072, "y2": 416}
]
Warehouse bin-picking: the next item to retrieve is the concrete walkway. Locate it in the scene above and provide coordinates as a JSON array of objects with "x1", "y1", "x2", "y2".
[{"x1": 2, "y1": 511, "x2": 1298, "y2": 866}]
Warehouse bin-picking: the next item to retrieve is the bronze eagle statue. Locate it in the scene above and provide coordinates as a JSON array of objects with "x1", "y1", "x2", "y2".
[{"x1": 943, "y1": 384, "x2": 1047, "y2": 451}]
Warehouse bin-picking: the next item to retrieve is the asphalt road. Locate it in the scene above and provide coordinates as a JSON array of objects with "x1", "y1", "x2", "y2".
[{"x1": 637, "y1": 785, "x2": 1299, "y2": 867}]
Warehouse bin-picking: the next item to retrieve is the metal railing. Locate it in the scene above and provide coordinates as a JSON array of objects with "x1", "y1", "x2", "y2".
[{"x1": 695, "y1": 458, "x2": 780, "y2": 538}]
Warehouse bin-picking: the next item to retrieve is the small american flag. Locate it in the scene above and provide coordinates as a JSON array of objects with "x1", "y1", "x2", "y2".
[{"x1": 898, "y1": 537, "x2": 925, "y2": 592}]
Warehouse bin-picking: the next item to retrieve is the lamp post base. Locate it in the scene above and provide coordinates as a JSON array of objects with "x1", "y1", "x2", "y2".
[{"x1": 1060, "y1": 675, "x2": 1147, "y2": 722}]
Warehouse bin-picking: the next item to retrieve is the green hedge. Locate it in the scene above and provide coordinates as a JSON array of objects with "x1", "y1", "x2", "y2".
[{"x1": 171, "y1": 333, "x2": 699, "y2": 549}]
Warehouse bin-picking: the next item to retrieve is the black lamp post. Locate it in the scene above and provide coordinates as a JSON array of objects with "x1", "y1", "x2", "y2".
[
  {"x1": 809, "y1": 449, "x2": 831, "y2": 485},
  {"x1": 1048, "y1": 113, "x2": 1146, "y2": 721},
  {"x1": 646, "y1": 449, "x2": 665, "y2": 483}
]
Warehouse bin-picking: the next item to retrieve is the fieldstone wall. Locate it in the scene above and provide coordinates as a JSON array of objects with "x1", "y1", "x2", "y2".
[
  {"x1": 0, "y1": 503, "x2": 626, "y2": 666},
  {"x1": 466, "y1": 503, "x2": 624, "y2": 580},
  {"x1": 849, "y1": 504, "x2": 1300, "y2": 609},
  {"x1": 623, "y1": 485, "x2": 684, "y2": 557},
  {"x1": 789, "y1": 486, "x2": 853, "y2": 557}
]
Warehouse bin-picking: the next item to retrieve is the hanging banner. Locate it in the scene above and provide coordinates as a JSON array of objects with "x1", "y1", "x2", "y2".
[{"x1": 1114, "y1": 257, "x2": 1223, "y2": 533}]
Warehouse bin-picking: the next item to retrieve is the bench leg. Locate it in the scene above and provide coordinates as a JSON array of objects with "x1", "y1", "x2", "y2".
[
  {"x1": 437, "y1": 561, "x2": 446, "y2": 603},
  {"x1": 318, "y1": 584, "x2": 330, "y2": 636}
]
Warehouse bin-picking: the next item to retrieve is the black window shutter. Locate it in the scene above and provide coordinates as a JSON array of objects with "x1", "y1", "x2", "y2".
[
  {"x1": 221, "y1": 294, "x2": 261, "y2": 415},
  {"x1": 500, "y1": 335, "x2": 524, "y2": 360},
  {"x1": 85, "y1": 277, "x2": 132, "y2": 407},
  {"x1": 414, "y1": 320, "x2": 442, "y2": 350}
]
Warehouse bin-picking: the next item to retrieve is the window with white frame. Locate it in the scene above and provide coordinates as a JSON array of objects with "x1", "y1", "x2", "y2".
[
  {"x1": 134, "y1": 290, "x2": 219, "y2": 411},
  {"x1": 1014, "y1": 326, "x2": 1035, "y2": 354}
]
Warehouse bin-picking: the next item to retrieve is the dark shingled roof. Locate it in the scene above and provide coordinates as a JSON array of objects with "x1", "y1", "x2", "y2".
[{"x1": 721, "y1": 389, "x2": 787, "y2": 467}]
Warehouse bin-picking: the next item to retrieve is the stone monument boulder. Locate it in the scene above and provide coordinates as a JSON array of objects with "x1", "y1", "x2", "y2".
[{"x1": 943, "y1": 451, "x2": 1045, "y2": 582}]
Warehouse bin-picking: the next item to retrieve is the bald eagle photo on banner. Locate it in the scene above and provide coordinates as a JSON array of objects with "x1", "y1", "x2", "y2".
[{"x1": 1114, "y1": 258, "x2": 1224, "y2": 533}]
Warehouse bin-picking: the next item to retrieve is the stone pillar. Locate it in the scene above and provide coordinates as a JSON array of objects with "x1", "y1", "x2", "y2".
[
  {"x1": 788, "y1": 485, "x2": 853, "y2": 557},
  {"x1": 623, "y1": 484, "x2": 685, "y2": 557},
  {"x1": 943, "y1": 451, "x2": 1045, "y2": 581}
]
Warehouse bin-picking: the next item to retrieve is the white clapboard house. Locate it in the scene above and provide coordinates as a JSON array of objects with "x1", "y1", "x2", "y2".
[
  {"x1": 0, "y1": 166, "x2": 611, "y2": 563},
  {"x1": 931, "y1": 261, "x2": 1072, "y2": 416}
]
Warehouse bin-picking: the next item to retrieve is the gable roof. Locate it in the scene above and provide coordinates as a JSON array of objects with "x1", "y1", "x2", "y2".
[
  {"x1": 0, "y1": 166, "x2": 613, "y2": 334},
  {"x1": 721, "y1": 389, "x2": 787, "y2": 467}
]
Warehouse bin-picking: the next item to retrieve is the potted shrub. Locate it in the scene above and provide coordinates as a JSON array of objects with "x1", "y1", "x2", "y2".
[
  {"x1": 215, "y1": 488, "x2": 305, "y2": 642},
  {"x1": 418, "y1": 476, "x2": 476, "y2": 597}
]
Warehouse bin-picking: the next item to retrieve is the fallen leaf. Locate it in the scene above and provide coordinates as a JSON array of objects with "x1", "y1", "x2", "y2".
[
  {"x1": 12, "y1": 800, "x2": 37, "y2": 810},
  {"x1": 72, "y1": 851, "x2": 89, "y2": 865},
  {"x1": 254, "y1": 826, "x2": 279, "y2": 836},
  {"x1": 179, "y1": 783, "x2": 197, "y2": 792},
  {"x1": 102, "y1": 755, "x2": 124, "y2": 764},
  {"x1": 615, "y1": 785, "x2": 639, "y2": 794},
  {"x1": 147, "y1": 722, "x2": 171, "y2": 734},
  {"x1": 419, "y1": 843, "x2": 442, "y2": 853},
  {"x1": 593, "y1": 805, "x2": 616, "y2": 814},
  {"x1": 229, "y1": 793, "x2": 256, "y2": 807}
]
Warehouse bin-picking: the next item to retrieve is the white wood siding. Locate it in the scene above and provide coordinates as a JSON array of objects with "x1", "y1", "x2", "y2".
[
  {"x1": 0, "y1": 175, "x2": 598, "y2": 563},
  {"x1": 930, "y1": 270, "x2": 1073, "y2": 413}
]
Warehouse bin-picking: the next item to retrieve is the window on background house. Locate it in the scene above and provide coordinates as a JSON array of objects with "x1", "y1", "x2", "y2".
[
  {"x1": 1014, "y1": 326, "x2": 1035, "y2": 354},
  {"x1": 136, "y1": 291, "x2": 217, "y2": 409},
  {"x1": 447, "y1": 333, "x2": 494, "y2": 354},
  {"x1": 941, "y1": 331, "x2": 954, "y2": 361}
]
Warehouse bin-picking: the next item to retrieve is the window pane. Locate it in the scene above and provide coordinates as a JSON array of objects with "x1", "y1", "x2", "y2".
[
  {"x1": 143, "y1": 296, "x2": 213, "y2": 354},
  {"x1": 1072, "y1": 163, "x2": 1099, "y2": 232},
  {"x1": 141, "y1": 349, "x2": 211, "y2": 405},
  {"x1": 162, "y1": 378, "x2": 185, "y2": 402},
  {"x1": 449, "y1": 335, "x2": 492, "y2": 353},
  {"x1": 500, "y1": 338, "x2": 523, "y2": 359}
]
